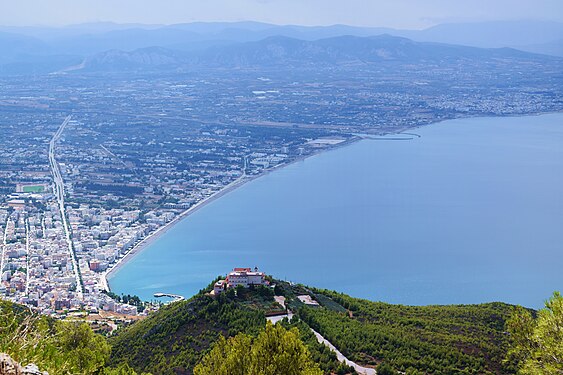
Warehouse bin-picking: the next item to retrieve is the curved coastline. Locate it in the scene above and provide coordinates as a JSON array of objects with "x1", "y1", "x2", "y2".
[
  {"x1": 102, "y1": 172, "x2": 251, "y2": 291},
  {"x1": 103, "y1": 112, "x2": 563, "y2": 294},
  {"x1": 102, "y1": 136, "x2": 360, "y2": 292}
]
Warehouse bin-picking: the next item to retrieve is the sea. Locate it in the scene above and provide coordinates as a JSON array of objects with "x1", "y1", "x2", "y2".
[{"x1": 109, "y1": 113, "x2": 563, "y2": 308}]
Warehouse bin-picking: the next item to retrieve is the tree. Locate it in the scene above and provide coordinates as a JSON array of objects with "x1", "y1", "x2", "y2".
[
  {"x1": 55, "y1": 321, "x2": 111, "y2": 373},
  {"x1": 376, "y1": 362, "x2": 397, "y2": 375},
  {"x1": 274, "y1": 284, "x2": 285, "y2": 296},
  {"x1": 506, "y1": 291, "x2": 563, "y2": 374},
  {"x1": 0, "y1": 301, "x2": 111, "y2": 374},
  {"x1": 193, "y1": 333, "x2": 252, "y2": 375},
  {"x1": 101, "y1": 363, "x2": 143, "y2": 374},
  {"x1": 194, "y1": 322, "x2": 322, "y2": 375}
]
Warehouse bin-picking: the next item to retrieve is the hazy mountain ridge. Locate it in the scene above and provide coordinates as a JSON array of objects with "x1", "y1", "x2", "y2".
[
  {"x1": 410, "y1": 20, "x2": 563, "y2": 50},
  {"x1": 76, "y1": 34, "x2": 560, "y2": 72},
  {"x1": 0, "y1": 20, "x2": 561, "y2": 74},
  {"x1": 1, "y1": 19, "x2": 562, "y2": 55},
  {"x1": 82, "y1": 47, "x2": 186, "y2": 71}
]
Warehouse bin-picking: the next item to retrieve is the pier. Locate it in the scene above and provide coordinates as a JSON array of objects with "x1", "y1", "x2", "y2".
[{"x1": 154, "y1": 292, "x2": 185, "y2": 303}]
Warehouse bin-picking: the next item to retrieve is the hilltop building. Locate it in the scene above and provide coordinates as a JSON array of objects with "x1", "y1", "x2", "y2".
[{"x1": 213, "y1": 267, "x2": 268, "y2": 295}]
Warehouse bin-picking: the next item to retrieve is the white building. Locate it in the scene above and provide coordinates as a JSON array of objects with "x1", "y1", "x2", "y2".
[
  {"x1": 226, "y1": 267, "x2": 267, "y2": 288},
  {"x1": 213, "y1": 279, "x2": 227, "y2": 294}
]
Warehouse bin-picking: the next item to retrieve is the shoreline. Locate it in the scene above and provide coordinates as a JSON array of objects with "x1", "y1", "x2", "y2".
[
  {"x1": 102, "y1": 110, "x2": 563, "y2": 294},
  {"x1": 102, "y1": 136, "x2": 360, "y2": 292},
  {"x1": 102, "y1": 171, "x2": 252, "y2": 290}
]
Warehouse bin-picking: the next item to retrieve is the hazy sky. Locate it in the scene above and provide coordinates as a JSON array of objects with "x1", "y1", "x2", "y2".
[{"x1": 1, "y1": 0, "x2": 562, "y2": 28}]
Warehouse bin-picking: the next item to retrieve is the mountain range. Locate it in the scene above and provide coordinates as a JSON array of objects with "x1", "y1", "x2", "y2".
[
  {"x1": 2, "y1": 20, "x2": 563, "y2": 51},
  {"x1": 0, "y1": 20, "x2": 562, "y2": 75},
  {"x1": 73, "y1": 34, "x2": 558, "y2": 73}
]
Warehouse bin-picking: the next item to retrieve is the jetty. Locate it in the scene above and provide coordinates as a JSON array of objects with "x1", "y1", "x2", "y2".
[{"x1": 154, "y1": 293, "x2": 185, "y2": 303}]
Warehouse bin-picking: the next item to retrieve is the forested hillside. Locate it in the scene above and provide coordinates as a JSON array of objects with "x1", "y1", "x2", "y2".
[
  {"x1": 108, "y1": 292, "x2": 265, "y2": 374},
  {"x1": 108, "y1": 285, "x2": 348, "y2": 374},
  {"x1": 299, "y1": 289, "x2": 516, "y2": 374},
  {"x1": 3, "y1": 281, "x2": 553, "y2": 375}
]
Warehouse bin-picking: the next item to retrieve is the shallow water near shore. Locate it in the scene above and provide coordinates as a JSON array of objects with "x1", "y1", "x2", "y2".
[{"x1": 109, "y1": 113, "x2": 563, "y2": 308}]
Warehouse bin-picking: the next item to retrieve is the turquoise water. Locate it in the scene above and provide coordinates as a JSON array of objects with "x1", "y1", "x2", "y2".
[{"x1": 109, "y1": 114, "x2": 563, "y2": 308}]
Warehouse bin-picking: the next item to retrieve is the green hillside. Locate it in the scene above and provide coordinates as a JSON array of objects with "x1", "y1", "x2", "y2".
[
  {"x1": 108, "y1": 291, "x2": 265, "y2": 374},
  {"x1": 4, "y1": 281, "x2": 554, "y2": 375},
  {"x1": 108, "y1": 281, "x2": 520, "y2": 374},
  {"x1": 108, "y1": 284, "x2": 349, "y2": 375},
  {"x1": 299, "y1": 288, "x2": 515, "y2": 374},
  {"x1": 0, "y1": 300, "x2": 112, "y2": 374}
]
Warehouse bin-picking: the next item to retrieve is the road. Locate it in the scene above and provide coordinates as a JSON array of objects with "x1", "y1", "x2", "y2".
[
  {"x1": 49, "y1": 115, "x2": 83, "y2": 298},
  {"x1": 310, "y1": 328, "x2": 377, "y2": 375},
  {"x1": 25, "y1": 220, "x2": 30, "y2": 295},
  {"x1": 266, "y1": 313, "x2": 376, "y2": 375},
  {"x1": 100, "y1": 144, "x2": 135, "y2": 173},
  {"x1": 0, "y1": 218, "x2": 8, "y2": 278},
  {"x1": 266, "y1": 312, "x2": 294, "y2": 325}
]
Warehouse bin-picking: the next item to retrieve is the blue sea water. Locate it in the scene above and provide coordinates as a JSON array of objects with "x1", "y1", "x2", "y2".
[{"x1": 109, "y1": 114, "x2": 563, "y2": 308}]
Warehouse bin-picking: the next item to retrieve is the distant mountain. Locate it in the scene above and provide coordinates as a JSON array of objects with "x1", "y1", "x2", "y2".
[
  {"x1": 78, "y1": 34, "x2": 557, "y2": 72},
  {"x1": 2, "y1": 19, "x2": 561, "y2": 55},
  {"x1": 48, "y1": 27, "x2": 207, "y2": 55},
  {"x1": 0, "y1": 32, "x2": 83, "y2": 75},
  {"x1": 516, "y1": 39, "x2": 563, "y2": 57},
  {"x1": 1, "y1": 20, "x2": 562, "y2": 75},
  {"x1": 405, "y1": 20, "x2": 563, "y2": 50},
  {"x1": 0, "y1": 32, "x2": 47, "y2": 62},
  {"x1": 80, "y1": 46, "x2": 187, "y2": 72}
]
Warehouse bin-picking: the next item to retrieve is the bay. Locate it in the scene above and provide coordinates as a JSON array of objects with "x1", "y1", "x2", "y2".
[{"x1": 109, "y1": 113, "x2": 563, "y2": 308}]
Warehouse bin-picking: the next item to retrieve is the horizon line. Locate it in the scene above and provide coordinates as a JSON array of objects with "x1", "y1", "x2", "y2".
[{"x1": 0, "y1": 17, "x2": 560, "y2": 31}]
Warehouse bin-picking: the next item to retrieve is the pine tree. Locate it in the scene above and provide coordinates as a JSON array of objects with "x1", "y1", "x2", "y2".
[
  {"x1": 194, "y1": 322, "x2": 322, "y2": 375},
  {"x1": 506, "y1": 291, "x2": 563, "y2": 374}
]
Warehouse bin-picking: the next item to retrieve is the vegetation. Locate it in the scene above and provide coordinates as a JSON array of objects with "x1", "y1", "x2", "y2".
[
  {"x1": 505, "y1": 291, "x2": 562, "y2": 374},
  {"x1": 108, "y1": 292, "x2": 266, "y2": 374},
  {"x1": 0, "y1": 300, "x2": 119, "y2": 374},
  {"x1": 7, "y1": 281, "x2": 560, "y2": 375},
  {"x1": 194, "y1": 322, "x2": 322, "y2": 375},
  {"x1": 299, "y1": 289, "x2": 516, "y2": 375},
  {"x1": 280, "y1": 318, "x2": 356, "y2": 375}
]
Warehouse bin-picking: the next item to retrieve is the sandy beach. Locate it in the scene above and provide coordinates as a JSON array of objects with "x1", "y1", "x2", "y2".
[
  {"x1": 102, "y1": 137, "x2": 360, "y2": 292},
  {"x1": 102, "y1": 172, "x2": 251, "y2": 290}
]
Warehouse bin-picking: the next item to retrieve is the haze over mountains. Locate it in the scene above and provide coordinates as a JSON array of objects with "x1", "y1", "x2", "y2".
[
  {"x1": 0, "y1": 20, "x2": 562, "y2": 75},
  {"x1": 72, "y1": 34, "x2": 558, "y2": 74}
]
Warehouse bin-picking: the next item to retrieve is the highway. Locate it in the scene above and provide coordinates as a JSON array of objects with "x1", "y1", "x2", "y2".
[
  {"x1": 49, "y1": 115, "x2": 83, "y2": 298},
  {"x1": 0, "y1": 219, "x2": 8, "y2": 278},
  {"x1": 25, "y1": 220, "x2": 30, "y2": 295}
]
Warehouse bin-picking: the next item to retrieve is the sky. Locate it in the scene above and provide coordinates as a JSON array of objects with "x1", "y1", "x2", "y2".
[{"x1": 0, "y1": 0, "x2": 562, "y2": 29}]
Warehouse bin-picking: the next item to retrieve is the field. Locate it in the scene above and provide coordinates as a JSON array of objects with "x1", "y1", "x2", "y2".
[{"x1": 22, "y1": 185, "x2": 45, "y2": 193}]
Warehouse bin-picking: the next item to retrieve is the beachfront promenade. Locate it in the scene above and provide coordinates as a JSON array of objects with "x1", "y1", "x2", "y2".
[
  {"x1": 2, "y1": 106, "x2": 355, "y2": 316},
  {"x1": 101, "y1": 157, "x2": 250, "y2": 291}
]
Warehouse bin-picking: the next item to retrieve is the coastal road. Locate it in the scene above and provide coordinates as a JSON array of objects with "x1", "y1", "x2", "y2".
[{"x1": 49, "y1": 115, "x2": 83, "y2": 298}]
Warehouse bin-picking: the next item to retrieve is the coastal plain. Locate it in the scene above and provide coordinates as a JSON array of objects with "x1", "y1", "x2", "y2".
[{"x1": 1, "y1": 32, "x2": 562, "y2": 316}]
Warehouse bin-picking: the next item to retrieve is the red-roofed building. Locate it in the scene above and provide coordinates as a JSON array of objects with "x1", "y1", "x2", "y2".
[{"x1": 225, "y1": 267, "x2": 268, "y2": 288}]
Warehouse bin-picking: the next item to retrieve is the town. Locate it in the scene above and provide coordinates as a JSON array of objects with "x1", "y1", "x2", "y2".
[{"x1": 1, "y1": 51, "x2": 562, "y2": 319}]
